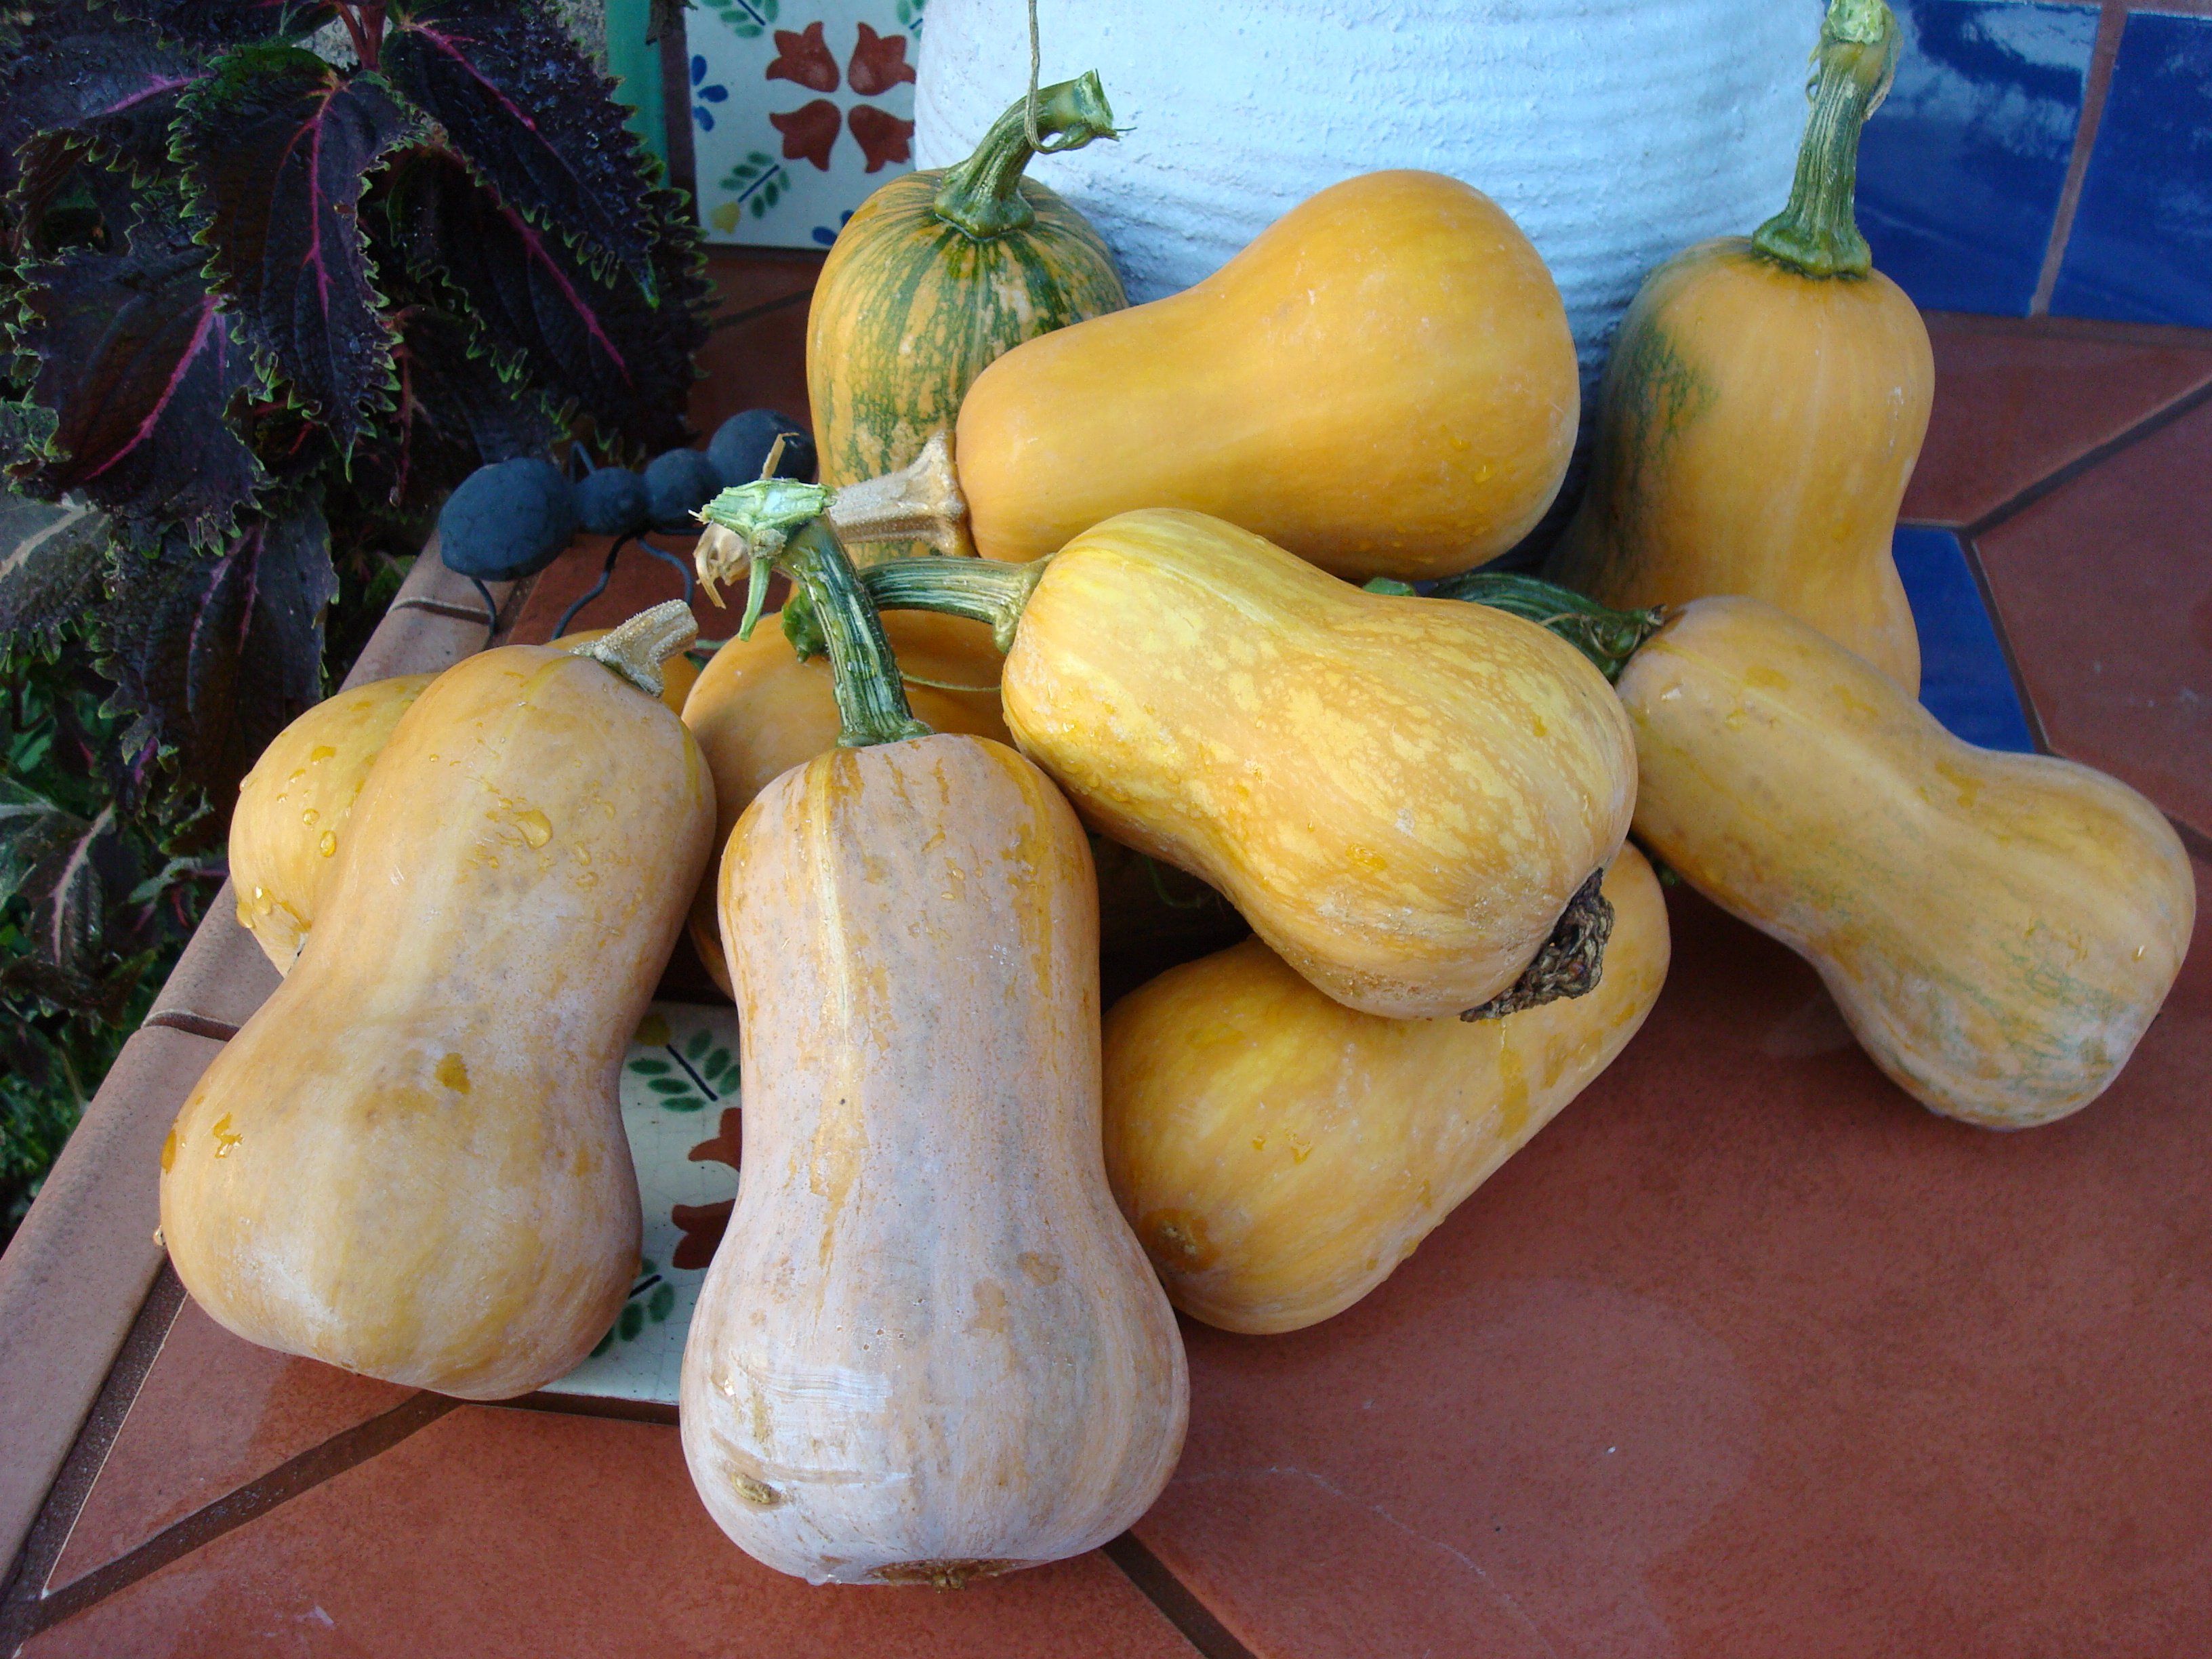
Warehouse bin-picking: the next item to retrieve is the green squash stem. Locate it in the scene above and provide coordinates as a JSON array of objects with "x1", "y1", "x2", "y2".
[
  {"x1": 1750, "y1": 0, "x2": 1900, "y2": 279},
  {"x1": 697, "y1": 483, "x2": 929, "y2": 749},
  {"x1": 929, "y1": 72, "x2": 1118, "y2": 240},
  {"x1": 1429, "y1": 572, "x2": 1665, "y2": 682}
]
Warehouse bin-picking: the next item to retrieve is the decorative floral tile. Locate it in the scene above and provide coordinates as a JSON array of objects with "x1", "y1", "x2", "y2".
[
  {"x1": 540, "y1": 1002, "x2": 743, "y2": 1406},
  {"x1": 689, "y1": 1, "x2": 924, "y2": 249}
]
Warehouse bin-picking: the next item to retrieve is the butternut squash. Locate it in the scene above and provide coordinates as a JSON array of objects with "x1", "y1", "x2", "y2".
[
  {"x1": 826, "y1": 169, "x2": 1577, "y2": 583},
  {"x1": 678, "y1": 608, "x2": 1010, "y2": 996},
  {"x1": 230, "y1": 674, "x2": 432, "y2": 972},
  {"x1": 1616, "y1": 596, "x2": 2192, "y2": 1126},
  {"x1": 678, "y1": 504, "x2": 1185, "y2": 1585},
  {"x1": 1105, "y1": 846, "x2": 1669, "y2": 1334},
  {"x1": 800, "y1": 507, "x2": 1638, "y2": 1019},
  {"x1": 806, "y1": 73, "x2": 1124, "y2": 560},
  {"x1": 1549, "y1": 0, "x2": 1929, "y2": 691},
  {"x1": 228, "y1": 631, "x2": 691, "y2": 977},
  {"x1": 161, "y1": 606, "x2": 717, "y2": 1397}
]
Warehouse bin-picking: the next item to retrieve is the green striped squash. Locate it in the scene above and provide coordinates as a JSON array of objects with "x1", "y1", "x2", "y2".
[{"x1": 805, "y1": 73, "x2": 1125, "y2": 558}]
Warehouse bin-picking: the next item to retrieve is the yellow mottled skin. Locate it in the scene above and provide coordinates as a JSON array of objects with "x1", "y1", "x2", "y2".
[
  {"x1": 230, "y1": 634, "x2": 689, "y2": 978},
  {"x1": 230, "y1": 674, "x2": 433, "y2": 972},
  {"x1": 1551, "y1": 240, "x2": 1932, "y2": 692},
  {"x1": 683, "y1": 735, "x2": 1186, "y2": 1585},
  {"x1": 1004, "y1": 510, "x2": 1637, "y2": 1019},
  {"x1": 678, "y1": 611, "x2": 1010, "y2": 996},
  {"x1": 162, "y1": 645, "x2": 716, "y2": 1397},
  {"x1": 1105, "y1": 846, "x2": 1670, "y2": 1334},
  {"x1": 954, "y1": 170, "x2": 1579, "y2": 581},
  {"x1": 1620, "y1": 597, "x2": 2194, "y2": 1127}
]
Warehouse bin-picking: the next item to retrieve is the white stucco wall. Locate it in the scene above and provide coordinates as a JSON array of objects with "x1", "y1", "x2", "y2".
[{"x1": 916, "y1": 0, "x2": 1822, "y2": 413}]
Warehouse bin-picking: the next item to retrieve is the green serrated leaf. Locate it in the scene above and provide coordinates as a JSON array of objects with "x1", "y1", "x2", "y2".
[{"x1": 0, "y1": 493, "x2": 110, "y2": 656}]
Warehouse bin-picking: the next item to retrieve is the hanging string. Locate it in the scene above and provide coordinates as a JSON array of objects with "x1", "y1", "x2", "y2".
[{"x1": 1022, "y1": 0, "x2": 1084, "y2": 154}]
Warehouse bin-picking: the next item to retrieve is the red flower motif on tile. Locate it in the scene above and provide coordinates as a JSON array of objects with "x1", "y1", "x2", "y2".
[
  {"x1": 771, "y1": 98, "x2": 841, "y2": 171},
  {"x1": 766, "y1": 20, "x2": 838, "y2": 91},
  {"x1": 847, "y1": 104, "x2": 914, "y2": 174},
  {"x1": 688, "y1": 1107, "x2": 742, "y2": 1172},
  {"x1": 671, "y1": 1199, "x2": 733, "y2": 1270},
  {"x1": 847, "y1": 23, "x2": 917, "y2": 96}
]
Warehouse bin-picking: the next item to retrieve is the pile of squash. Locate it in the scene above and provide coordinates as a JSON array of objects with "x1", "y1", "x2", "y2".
[{"x1": 163, "y1": 0, "x2": 2192, "y2": 1592}]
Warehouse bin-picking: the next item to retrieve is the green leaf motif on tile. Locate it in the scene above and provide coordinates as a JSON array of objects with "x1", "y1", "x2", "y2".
[
  {"x1": 647, "y1": 1076, "x2": 692, "y2": 1096},
  {"x1": 629, "y1": 1056, "x2": 671, "y2": 1076},
  {"x1": 618, "y1": 1302, "x2": 644, "y2": 1341},
  {"x1": 648, "y1": 1282, "x2": 676, "y2": 1322},
  {"x1": 685, "y1": 1028, "x2": 710, "y2": 1060}
]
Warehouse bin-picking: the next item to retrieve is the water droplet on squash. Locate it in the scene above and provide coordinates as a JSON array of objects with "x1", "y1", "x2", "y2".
[
  {"x1": 301, "y1": 808, "x2": 319, "y2": 825},
  {"x1": 436, "y1": 1052, "x2": 470, "y2": 1093},
  {"x1": 160, "y1": 1130, "x2": 176, "y2": 1172},
  {"x1": 516, "y1": 808, "x2": 552, "y2": 848},
  {"x1": 318, "y1": 830, "x2": 338, "y2": 858},
  {"x1": 211, "y1": 1113, "x2": 243, "y2": 1158},
  {"x1": 308, "y1": 744, "x2": 335, "y2": 762}
]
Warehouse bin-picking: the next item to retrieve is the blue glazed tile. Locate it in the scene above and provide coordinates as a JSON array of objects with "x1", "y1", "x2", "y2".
[
  {"x1": 1894, "y1": 525, "x2": 2038, "y2": 752},
  {"x1": 2049, "y1": 12, "x2": 2212, "y2": 329},
  {"x1": 1858, "y1": 0, "x2": 2097, "y2": 316}
]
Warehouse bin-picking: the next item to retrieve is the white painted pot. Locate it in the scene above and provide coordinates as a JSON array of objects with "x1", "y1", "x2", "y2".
[{"x1": 915, "y1": 0, "x2": 1819, "y2": 419}]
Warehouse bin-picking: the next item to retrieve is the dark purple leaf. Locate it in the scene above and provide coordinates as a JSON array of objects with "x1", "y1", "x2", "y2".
[
  {"x1": 0, "y1": 5, "x2": 207, "y2": 195},
  {"x1": 0, "y1": 491, "x2": 109, "y2": 654},
  {"x1": 98, "y1": 0, "x2": 338, "y2": 49},
  {"x1": 0, "y1": 782, "x2": 140, "y2": 988},
  {"x1": 179, "y1": 48, "x2": 415, "y2": 448},
  {"x1": 384, "y1": 0, "x2": 661, "y2": 295},
  {"x1": 7, "y1": 213, "x2": 264, "y2": 541},
  {"x1": 346, "y1": 305, "x2": 560, "y2": 521},
  {"x1": 98, "y1": 494, "x2": 336, "y2": 804},
  {"x1": 381, "y1": 151, "x2": 707, "y2": 453}
]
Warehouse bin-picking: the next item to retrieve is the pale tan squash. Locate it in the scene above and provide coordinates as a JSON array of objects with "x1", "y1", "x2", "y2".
[
  {"x1": 1103, "y1": 846, "x2": 1669, "y2": 1334},
  {"x1": 230, "y1": 675, "x2": 433, "y2": 971},
  {"x1": 678, "y1": 609, "x2": 1010, "y2": 996},
  {"x1": 682, "y1": 734, "x2": 1186, "y2": 1584},
  {"x1": 162, "y1": 607, "x2": 716, "y2": 1397},
  {"x1": 1618, "y1": 596, "x2": 2194, "y2": 1127}
]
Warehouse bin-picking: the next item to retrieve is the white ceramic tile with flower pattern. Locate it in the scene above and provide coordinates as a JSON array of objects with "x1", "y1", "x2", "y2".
[
  {"x1": 688, "y1": 0, "x2": 925, "y2": 249},
  {"x1": 541, "y1": 1002, "x2": 742, "y2": 1405}
]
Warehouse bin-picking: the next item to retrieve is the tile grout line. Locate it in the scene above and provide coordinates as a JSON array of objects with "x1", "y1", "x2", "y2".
[
  {"x1": 1101, "y1": 1534, "x2": 1263, "y2": 1659},
  {"x1": 1959, "y1": 372, "x2": 2212, "y2": 545},
  {"x1": 3, "y1": 1391, "x2": 463, "y2": 1652},
  {"x1": 1956, "y1": 531, "x2": 2055, "y2": 757},
  {"x1": 2030, "y1": 0, "x2": 2128, "y2": 316},
  {"x1": 0, "y1": 1269, "x2": 184, "y2": 1658}
]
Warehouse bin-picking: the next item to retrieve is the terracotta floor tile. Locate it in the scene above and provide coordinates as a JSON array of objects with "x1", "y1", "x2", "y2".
[
  {"x1": 46, "y1": 1301, "x2": 415, "y2": 1593},
  {"x1": 1136, "y1": 876, "x2": 2212, "y2": 1658},
  {"x1": 1973, "y1": 396, "x2": 2212, "y2": 838},
  {"x1": 22, "y1": 1406, "x2": 1200, "y2": 1659},
  {"x1": 1902, "y1": 317, "x2": 2212, "y2": 526}
]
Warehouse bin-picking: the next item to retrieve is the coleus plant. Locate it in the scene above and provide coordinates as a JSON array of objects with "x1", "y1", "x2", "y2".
[{"x1": 0, "y1": 0, "x2": 712, "y2": 1190}]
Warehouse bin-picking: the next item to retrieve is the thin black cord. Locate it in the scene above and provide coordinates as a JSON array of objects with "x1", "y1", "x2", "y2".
[
  {"x1": 469, "y1": 576, "x2": 499, "y2": 646},
  {"x1": 639, "y1": 538, "x2": 697, "y2": 605},
  {"x1": 553, "y1": 535, "x2": 630, "y2": 636}
]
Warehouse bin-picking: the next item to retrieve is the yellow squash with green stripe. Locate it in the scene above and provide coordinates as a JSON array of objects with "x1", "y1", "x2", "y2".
[{"x1": 805, "y1": 73, "x2": 1124, "y2": 556}]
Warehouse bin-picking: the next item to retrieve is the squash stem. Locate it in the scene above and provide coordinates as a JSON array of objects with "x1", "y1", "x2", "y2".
[
  {"x1": 824, "y1": 431, "x2": 972, "y2": 558},
  {"x1": 857, "y1": 554, "x2": 1047, "y2": 655},
  {"x1": 930, "y1": 72, "x2": 1118, "y2": 240},
  {"x1": 697, "y1": 483, "x2": 930, "y2": 747},
  {"x1": 1750, "y1": 0, "x2": 1900, "y2": 279},
  {"x1": 783, "y1": 523, "x2": 933, "y2": 747},
  {"x1": 1429, "y1": 572, "x2": 1664, "y2": 683},
  {"x1": 567, "y1": 599, "x2": 697, "y2": 700}
]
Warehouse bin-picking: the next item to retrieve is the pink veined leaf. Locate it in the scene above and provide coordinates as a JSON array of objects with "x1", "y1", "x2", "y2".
[{"x1": 178, "y1": 45, "x2": 416, "y2": 449}]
